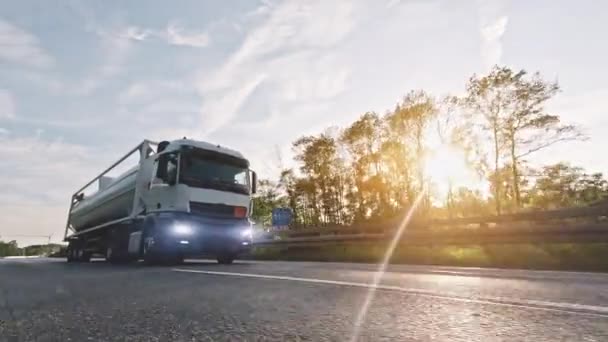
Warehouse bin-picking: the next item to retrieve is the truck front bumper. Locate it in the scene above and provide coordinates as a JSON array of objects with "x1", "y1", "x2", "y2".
[{"x1": 147, "y1": 212, "x2": 252, "y2": 257}]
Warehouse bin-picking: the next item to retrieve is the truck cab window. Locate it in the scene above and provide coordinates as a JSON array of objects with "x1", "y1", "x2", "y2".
[
  {"x1": 155, "y1": 153, "x2": 179, "y2": 185},
  {"x1": 179, "y1": 152, "x2": 249, "y2": 195}
]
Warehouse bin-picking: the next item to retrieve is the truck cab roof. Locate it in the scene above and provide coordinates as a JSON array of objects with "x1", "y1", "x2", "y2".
[{"x1": 162, "y1": 139, "x2": 246, "y2": 161}]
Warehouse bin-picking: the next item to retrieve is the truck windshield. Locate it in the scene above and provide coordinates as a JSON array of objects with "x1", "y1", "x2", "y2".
[{"x1": 179, "y1": 152, "x2": 249, "y2": 195}]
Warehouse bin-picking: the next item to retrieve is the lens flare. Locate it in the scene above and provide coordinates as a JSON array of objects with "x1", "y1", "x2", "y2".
[{"x1": 349, "y1": 191, "x2": 425, "y2": 342}]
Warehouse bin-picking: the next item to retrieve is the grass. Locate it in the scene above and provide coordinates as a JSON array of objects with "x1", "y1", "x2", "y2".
[{"x1": 251, "y1": 243, "x2": 608, "y2": 272}]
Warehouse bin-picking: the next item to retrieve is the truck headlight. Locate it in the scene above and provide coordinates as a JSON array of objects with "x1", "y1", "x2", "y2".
[
  {"x1": 240, "y1": 228, "x2": 252, "y2": 239},
  {"x1": 173, "y1": 223, "x2": 193, "y2": 235}
]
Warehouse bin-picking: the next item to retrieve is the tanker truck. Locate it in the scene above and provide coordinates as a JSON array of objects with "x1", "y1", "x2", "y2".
[{"x1": 63, "y1": 138, "x2": 257, "y2": 264}]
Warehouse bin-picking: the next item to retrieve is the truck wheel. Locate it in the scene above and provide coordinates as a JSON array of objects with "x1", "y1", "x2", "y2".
[
  {"x1": 66, "y1": 245, "x2": 75, "y2": 263},
  {"x1": 174, "y1": 255, "x2": 184, "y2": 265},
  {"x1": 105, "y1": 246, "x2": 126, "y2": 264},
  {"x1": 81, "y1": 251, "x2": 92, "y2": 263},
  {"x1": 68, "y1": 242, "x2": 87, "y2": 262},
  {"x1": 75, "y1": 248, "x2": 86, "y2": 262},
  {"x1": 217, "y1": 254, "x2": 235, "y2": 265},
  {"x1": 142, "y1": 237, "x2": 159, "y2": 265}
]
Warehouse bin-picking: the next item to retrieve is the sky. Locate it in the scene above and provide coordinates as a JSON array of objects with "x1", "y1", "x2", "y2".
[{"x1": 1, "y1": 0, "x2": 607, "y2": 245}]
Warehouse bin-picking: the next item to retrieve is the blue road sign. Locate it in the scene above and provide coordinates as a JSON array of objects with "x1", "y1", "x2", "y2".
[{"x1": 272, "y1": 207, "x2": 293, "y2": 226}]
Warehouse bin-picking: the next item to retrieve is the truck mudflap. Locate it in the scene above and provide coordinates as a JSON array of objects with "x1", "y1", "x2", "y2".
[{"x1": 141, "y1": 211, "x2": 252, "y2": 257}]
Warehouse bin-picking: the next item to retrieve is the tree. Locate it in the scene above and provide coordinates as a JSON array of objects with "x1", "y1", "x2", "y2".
[
  {"x1": 499, "y1": 68, "x2": 584, "y2": 208},
  {"x1": 272, "y1": 66, "x2": 590, "y2": 227},
  {"x1": 293, "y1": 133, "x2": 344, "y2": 225},
  {"x1": 462, "y1": 66, "x2": 518, "y2": 214},
  {"x1": 461, "y1": 66, "x2": 584, "y2": 213},
  {"x1": 527, "y1": 163, "x2": 608, "y2": 209},
  {"x1": 0, "y1": 240, "x2": 22, "y2": 257},
  {"x1": 449, "y1": 187, "x2": 492, "y2": 218},
  {"x1": 387, "y1": 90, "x2": 437, "y2": 196},
  {"x1": 251, "y1": 179, "x2": 283, "y2": 226},
  {"x1": 340, "y1": 112, "x2": 385, "y2": 219}
]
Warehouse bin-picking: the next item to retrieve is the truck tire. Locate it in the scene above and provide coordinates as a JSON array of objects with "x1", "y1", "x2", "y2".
[
  {"x1": 105, "y1": 245, "x2": 128, "y2": 264},
  {"x1": 67, "y1": 241, "x2": 89, "y2": 262},
  {"x1": 80, "y1": 251, "x2": 92, "y2": 262},
  {"x1": 142, "y1": 236, "x2": 160, "y2": 265},
  {"x1": 104, "y1": 246, "x2": 116, "y2": 263},
  {"x1": 104, "y1": 229, "x2": 132, "y2": 264},
  {"x1": 66, "y1": 245, "x2": 75, "y2": 263},
  {"x1": 75, "y1": 247, "x2": 91, "y2": 262},
  {"x1": 141, "y1": 227, "x2": 181, "y2": 265},
  {"x1": 217, "y1": 254, "x2": 235, "y2": 265}
]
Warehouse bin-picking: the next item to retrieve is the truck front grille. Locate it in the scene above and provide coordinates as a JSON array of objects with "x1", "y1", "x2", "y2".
[{"x1": 189, "y1": 202, "x2": 236, "y2": 218}]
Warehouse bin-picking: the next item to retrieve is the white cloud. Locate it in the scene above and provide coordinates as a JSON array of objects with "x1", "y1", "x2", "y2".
[
  {"x1": 0, "y1": 127, "x2": 8, "y2": 135},
  {"x1": 97, "y1": 27, "x2": 140, "y2": 77},
  {"x1": 195, "y1": 0, "x2": 357, "y2": 136},
  {"x1": 199, "y1": 73, "x2": 267, "y2": 135},
  {"x1": 0, "y1": 20, "x2": 54, "y2": 68},
  {"x1": 12, "y1": 116, "x2": 102, "y2": 128},
  {"x1": 166, "y1": 23, "x2": 210, "y2": 48},
  {"x1": 386, "y1": 0, "x2": 402, "y2": 9},
  {"x1": 119, "y1": 80, "x2": 188, "y2": 104},
  {"x1": 100, "y1": 23, "x2": 212, "y2": 49},
  {"x1": 0, "y1": 135, "x2": 114, "y2": 203},
  {"x1": 0, "y1": 134, "x2": 116, "y2": 243},
  {"x1": 76, "y1": 22, "x2": 211, "y2": 95},
  {"x1": 77, "y1": 26, "x2": 144, "y2": 94},
  {"x1": 0, "y1": 89, "x2": 16, "y2": 119},
  {"x1": 120, "y1": 26, "x2": 151, "y2": 41},
  {"x1": 0, "y1": 89, "x2": 15, "y2": 120},
  {"x1": 477, "y1": 0, "x2": 510, "y2": 69},
  {"x1": 118, "y1": 79, "x2": 200, "y2": 127}
]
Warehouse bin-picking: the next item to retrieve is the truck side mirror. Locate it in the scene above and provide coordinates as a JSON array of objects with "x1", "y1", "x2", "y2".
[{"x1": 251, "y1": 170, "x2": 257, "y2": 194}]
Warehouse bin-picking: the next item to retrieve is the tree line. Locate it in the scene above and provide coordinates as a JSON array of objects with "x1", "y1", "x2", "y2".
[
  {"x1": 0, "y1": 240, "x2": 63, "y2": 257},
  {"x1": 252, "y1": 66, "x2": 604, "y2": 227}
]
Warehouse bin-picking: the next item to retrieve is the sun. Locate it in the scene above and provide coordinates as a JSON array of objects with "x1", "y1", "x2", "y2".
[{"x1": 424, "y1": 144, "x2": 481, "y2": 201}]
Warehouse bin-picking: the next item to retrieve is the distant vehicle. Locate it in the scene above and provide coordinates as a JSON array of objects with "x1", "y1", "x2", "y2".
[{"x1": 63, "y1": 139, "x2": 257, "y2": 265}]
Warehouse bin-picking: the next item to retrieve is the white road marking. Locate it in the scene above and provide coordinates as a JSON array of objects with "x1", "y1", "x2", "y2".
[
  {"x1": 173, "y1": 268, "x2": 608, "y2": 318},
  {"x1": 1, "y1": 256, "x2": 42, "y2": 259}
]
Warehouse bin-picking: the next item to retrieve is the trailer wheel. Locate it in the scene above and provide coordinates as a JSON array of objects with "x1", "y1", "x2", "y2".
[
  {"x1": 105, "y1": 246, "x2": 127, "y2": 264},
  {"x1": 67, "y1": 242, "x2": 88, "y2": 262},
  {"x1": 80, "y1": 251, "x2": 91, "y2": 262},
  {"x1": 66, "y1": 245, "x2": 75, "y2": 263},
  {"x1": 217, "y1": 254, "x2": 235, "y2": 265},
  {"x1": 104, "y1": 246, "x2": 114, "y2": 262}
]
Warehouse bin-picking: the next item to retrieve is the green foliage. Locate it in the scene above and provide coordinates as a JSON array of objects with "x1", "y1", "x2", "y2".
[
  {"x1": 0, "y1": 240, "x2": 21, "y2": 257},
  {"x1": 271, "y1": 90, "x2": 438, "y2": 227},
  {"x1": 459, "y1": 66, "x2": 584, "y2": 213},
  {"x1": 252, "y1": 243, "x2": 608, "y2": 271},
  {"x1": 251, "y1": 179, "x2": 284, "y2": 225},
  {"x1": 527, "y1": 163, "x2": 608, "y2": 209},
  {"x1": 0, "y1": 240, "x2": 63, "y2": 257}
]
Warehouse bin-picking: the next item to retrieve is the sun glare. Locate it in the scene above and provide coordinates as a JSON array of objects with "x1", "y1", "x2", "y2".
[{"x1": 424, "y1": 144, "x2": 481, "y2": 201}]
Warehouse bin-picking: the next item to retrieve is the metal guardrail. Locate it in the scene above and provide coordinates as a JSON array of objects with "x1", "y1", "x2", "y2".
[
  {"x1": 253, "y1": 204, "x2": 608, "y2": 247},
  {"x1": 254, "y1": 227, "x2": 608, "y2": 247}
]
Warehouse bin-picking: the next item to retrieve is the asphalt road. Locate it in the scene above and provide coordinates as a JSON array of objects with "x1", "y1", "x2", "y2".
[{"x1": 1, "y1": 258, "x2": 608, "y2": 341}]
